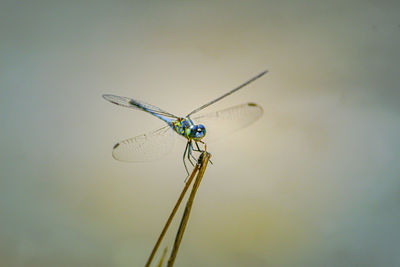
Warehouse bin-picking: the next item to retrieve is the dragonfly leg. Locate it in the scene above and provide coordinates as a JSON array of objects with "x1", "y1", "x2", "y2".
[
  {"x1": 183, "y1": 141, "x2": 190, "y2": 176},
  {"x1": 187, "y1": 141, "x2": 195, "y2": 167},
  {"x1": 189, "y1": 141, "x2": 199, "y2": 163},
  {"x1": 195, "y1": 141, "x2": 213, "y2": 165},
  {"x1": 193, "y1": 141, "x2": 203, "y2": 152},
  {"x1": 196, "y1": 140, "x2": 207, "y2": 152}
]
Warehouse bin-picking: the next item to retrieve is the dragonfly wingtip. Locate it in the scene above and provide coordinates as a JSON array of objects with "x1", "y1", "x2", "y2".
[{"x1": 247, "y1": 102, "x2": 264, "y2": 114}]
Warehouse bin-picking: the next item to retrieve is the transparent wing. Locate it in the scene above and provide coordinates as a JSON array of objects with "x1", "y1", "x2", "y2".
[
  {"x1": 192, "y1": 103, "x2": 263, "y2": 142},
  {"x1": 112, "y1": 125, "x2": 175, "y2": 162},
  {"x1": 187, "y1": 70, "x2": 268, "y2": 117},
  {"x1": 103, "y1": 94, "x2": 178, "y2": 119}
]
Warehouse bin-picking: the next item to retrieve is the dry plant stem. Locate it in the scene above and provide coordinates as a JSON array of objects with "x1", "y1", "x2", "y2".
[
  {"x1": 145, "y1": 164, "x2": 200, "y2": 267},
  {"x1": 167, "y1": 152, "x2": 211, "y2": 267},
  {"x1": 157, "y1": 247, "x2": 168, "y2": 267}
]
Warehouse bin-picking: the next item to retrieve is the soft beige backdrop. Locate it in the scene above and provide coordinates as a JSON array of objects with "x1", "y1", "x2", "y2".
[{"x1": 1, "y1": 1, "x2": 400, "y2": 266}]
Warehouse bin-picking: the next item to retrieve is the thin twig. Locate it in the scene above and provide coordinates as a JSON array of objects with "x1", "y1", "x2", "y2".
[
  {"x1": 145, "y1": 164, "x2": 200, "y2": 267},
  {"x1": 167, "y1": 152, "x2": 211, "y2": 267},
  {"x1": 157, "y1": 247, "x2": 168, "y2": 267}
]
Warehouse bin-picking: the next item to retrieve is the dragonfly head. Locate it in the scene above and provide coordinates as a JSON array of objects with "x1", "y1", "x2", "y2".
[{"x1": 187, "y1": 124, "x2": 206, "y2": 141}]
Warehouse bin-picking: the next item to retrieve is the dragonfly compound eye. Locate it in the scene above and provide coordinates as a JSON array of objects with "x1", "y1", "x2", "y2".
[
  {"x1": 186, "y1": 124, "x2": 206, "y2": 140},
  {"x1": 196, "y1": 124, "x2": 206, "y2": 138}
]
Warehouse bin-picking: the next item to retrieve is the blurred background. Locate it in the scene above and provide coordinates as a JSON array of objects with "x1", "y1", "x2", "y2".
[{"x1": 1, "y1": 0, "x2": 400, "y2": 266}]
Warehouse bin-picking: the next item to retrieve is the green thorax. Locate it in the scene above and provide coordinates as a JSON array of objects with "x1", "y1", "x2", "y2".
[{"x1": 172, "y1": 117, "x2": 194, "y2": 139}]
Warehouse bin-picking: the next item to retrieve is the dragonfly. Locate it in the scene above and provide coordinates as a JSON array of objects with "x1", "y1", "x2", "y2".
[{"x1": 103, "y1": 70, "x2": 268, "y2": 175}]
